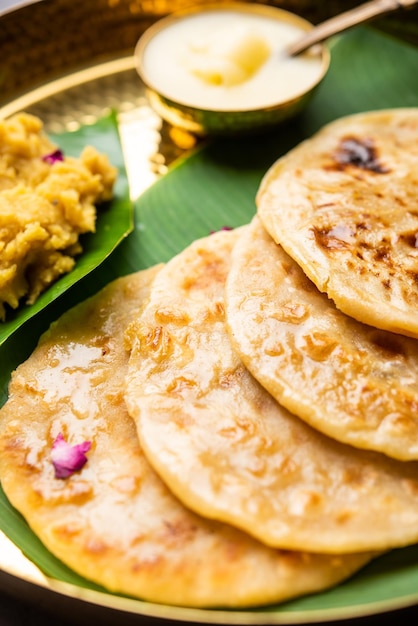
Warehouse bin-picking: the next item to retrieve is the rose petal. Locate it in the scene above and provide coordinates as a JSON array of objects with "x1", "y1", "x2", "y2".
[
  {"x1": 51, "y1": 433, "x2": 91, "y2": 479},
  {"x1": 42, "y1": 149, "x2": 64, "y2": 165},
  {"x1": 210, "y1": 225, "x2": 233, "y2": 234}
]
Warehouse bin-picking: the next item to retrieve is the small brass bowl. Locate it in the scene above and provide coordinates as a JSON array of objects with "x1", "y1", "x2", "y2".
[{"x1": 134, "y1": 2, "x2": 330, "y2": 136}]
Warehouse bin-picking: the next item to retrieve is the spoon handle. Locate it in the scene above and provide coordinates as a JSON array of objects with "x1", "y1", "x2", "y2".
[{"x1": 287, "y1": 0, "x2": 418, "y2": 56}]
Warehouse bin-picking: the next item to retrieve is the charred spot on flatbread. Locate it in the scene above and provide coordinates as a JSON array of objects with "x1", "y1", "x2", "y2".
[{"x1": 332, "y1": 136, "x2": 390, "y2": 173}]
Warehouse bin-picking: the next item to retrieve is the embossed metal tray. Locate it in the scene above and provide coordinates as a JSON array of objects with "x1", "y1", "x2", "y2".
[{"x1": 2, "y1": 1, "x2": 418, "y2": 624}]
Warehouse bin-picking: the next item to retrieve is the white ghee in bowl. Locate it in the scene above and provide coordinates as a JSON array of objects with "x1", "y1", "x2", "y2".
[{"x1": 137, "y1": 5, "x2": 325, "y2": 112}]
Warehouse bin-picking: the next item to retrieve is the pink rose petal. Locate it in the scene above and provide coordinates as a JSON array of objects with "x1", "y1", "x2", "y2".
[
  {"x1": 210, "y1": 226, "x2": 233, "y2": 234},
  {"x1": 51, "y1": 433, "x2": 91, "y2": 479},
  {"x1": 42, "y1": 149, "x2": 64, "y2": 165}
]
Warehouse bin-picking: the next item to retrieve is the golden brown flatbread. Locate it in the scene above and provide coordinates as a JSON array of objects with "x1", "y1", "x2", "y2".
[
  {"x1": 125, "y1": 228, "x2": 418, "y2": 555},
  {"x1": 225, "y1": 216, "x2": 418, "y2": 461},
  {"x1": 0, "y1": 264, "x2": 371, "y2": 608},
  {"x1": 257, "y1": 108, "x2": 418, "y2": 338}
]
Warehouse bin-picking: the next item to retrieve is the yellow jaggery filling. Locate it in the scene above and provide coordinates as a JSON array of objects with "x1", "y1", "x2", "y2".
[{"x1": 0, "y1": 113, "x2": 117, "y2": 321}]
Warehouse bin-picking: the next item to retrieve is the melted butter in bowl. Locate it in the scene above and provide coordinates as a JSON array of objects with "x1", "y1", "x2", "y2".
[
  {"x1": 185, "y1": 21, "x2": 271, "y2": 88},
  {"x1": 135, "y1": 2, "x2": 329, "y2": 135}
]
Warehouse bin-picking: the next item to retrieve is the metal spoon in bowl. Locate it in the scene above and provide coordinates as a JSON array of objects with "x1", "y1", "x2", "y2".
[{"x1": 287, "y1": 0, "x2": 418, "y2": 56}]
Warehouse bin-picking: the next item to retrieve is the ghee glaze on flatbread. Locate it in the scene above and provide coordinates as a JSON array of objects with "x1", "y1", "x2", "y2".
[
  {"x1": 225, "y1": 216, "x2": 418, "y2": 461},
  {"x1": 125, "y1": 228, "x2": 418, "y2": 555},
  {"x1": 257, "y1": 108, "x2": 418, "y2": 338},
  {"x1": 0, "y1": 265, "x2": 372, "y2": 608}
]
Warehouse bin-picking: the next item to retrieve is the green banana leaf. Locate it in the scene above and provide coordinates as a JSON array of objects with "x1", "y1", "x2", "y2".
[
  {"x1": 0, "y1": 111, "x2": 133, "y2": 349},
  {"x1": 1, "y1": 24, "x2": 418, "y2": 622}
]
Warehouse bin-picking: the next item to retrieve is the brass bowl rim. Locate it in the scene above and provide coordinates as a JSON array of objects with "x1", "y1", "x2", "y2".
[{"x1": 134, "y1": 1, "x2": 330, "y2": 115}]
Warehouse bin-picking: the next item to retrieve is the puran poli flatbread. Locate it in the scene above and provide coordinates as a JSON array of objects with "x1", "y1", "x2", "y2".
[
  {"x1": 257, "y1": 108, "x2": 418, "y2": 338},
  {"x1": 125, "y1": 228, "x2": 418, "y2": 555},
  {"x1": 225, "y1": 216, "x2": 418, "y2": 461},
  {"x1": 0, "y1": 266, "x2": 372, "y2": 608}
]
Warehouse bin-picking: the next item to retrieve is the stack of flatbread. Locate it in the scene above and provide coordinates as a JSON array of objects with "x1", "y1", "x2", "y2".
[{"x1": 1, "y1": 108, "x2": 418, "y2": 609}]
